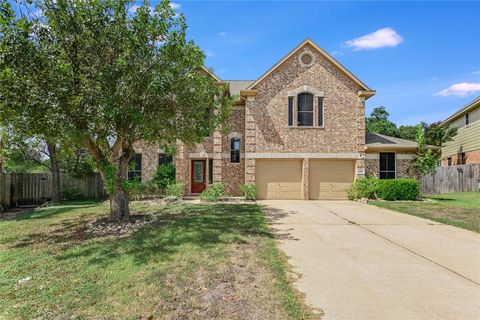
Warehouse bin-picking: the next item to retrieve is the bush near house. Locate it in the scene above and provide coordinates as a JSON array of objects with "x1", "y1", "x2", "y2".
[
  {"x1": 240, "y1": 183, "x2": 257, "y2": 200},
  {"x1": 200, "y1": 183, "x2": 225, "y2": 201},
  {"x1": 348, "y1": 177, "x2": 419, "y2": 201},
  {"x1": 153, "y1": 164, "x2": 176, "y2": 194},
  {"x1": 164, "y1": 182, "x2": 184, "y2": 198}
]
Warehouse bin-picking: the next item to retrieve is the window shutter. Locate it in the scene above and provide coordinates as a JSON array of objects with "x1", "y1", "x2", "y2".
[
  {"x1": 288, "y1": 97, "x2": 293, "y2": 126},
  {"x1": 318, "y1": 97, "x2": 323, "y2": 126}
]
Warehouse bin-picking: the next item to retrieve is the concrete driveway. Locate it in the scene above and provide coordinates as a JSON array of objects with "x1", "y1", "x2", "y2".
[{"x1": 261, "y1": 200, "x2": 480, "y2": 320}]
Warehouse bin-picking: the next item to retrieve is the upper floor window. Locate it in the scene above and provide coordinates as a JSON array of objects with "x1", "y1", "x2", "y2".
[
  {"x1": 128, "y1": 153, "x2": 142, "y2": 180},
  {"x1": 158, "y1": 153, "x2": 172, "y2": 166},
  {"x1": 318, "y1": 97, "x2": 324, "y2": 127},
  {"x1": 230, "y1": 138, "x2": 240, "y2": 163},
  {"x1": 465, "y1": 113, "x2": 470, "y2": 126},
  {"x1": 288, "y1": 97, "x2": 294, "y2": 126},
  {"x1": 297, "y1": 92, "x2": 314, "y2": 126}
]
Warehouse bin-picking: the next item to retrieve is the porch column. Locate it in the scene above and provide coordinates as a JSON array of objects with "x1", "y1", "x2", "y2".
[
  {"x1": 212, "y1": 129, "x2": 222, "y2": 183},
  {"x1": 244, "y1": 98, "x2": 256, "y2": 184},
  {"x1": 303, "y1": 158, "x2": 309, "y2": 200}
]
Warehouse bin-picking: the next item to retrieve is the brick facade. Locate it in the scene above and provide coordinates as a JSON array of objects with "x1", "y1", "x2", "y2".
[
  {"x1": 131, "y1": 40, "x2": 420, "y2": 198},
  {"x1": 442, "y1": 149, "x2": 480, "y2": 166},
  {"x1": 365, "y1": 153, "x2": 415, "y2": 179}
]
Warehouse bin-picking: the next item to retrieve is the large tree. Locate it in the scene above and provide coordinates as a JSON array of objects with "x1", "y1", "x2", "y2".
[
  {"x1": 0, "y1": 0, "x2": 232, "y2": 220},
  {"x1": 365, "y1": 106, "x2": 399, "y2": 137}
]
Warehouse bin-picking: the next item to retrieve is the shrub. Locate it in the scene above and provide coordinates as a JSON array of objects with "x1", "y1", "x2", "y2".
[
  {"x1": 348, "y1": 177, "x2": 419, "y2": 201},
  {"x1": 239, "y1": 183, "x2": 257, "y2": 200},
  {"x1": 61, "y1": 188, "x2": 86, "y2": 201},
  {"x1": 376, "y1": 178, "x2": 419, "y2": 201},
  {"x1": 123, "y1": 178, "x2": 144, "y2": 201},
  {"x1": 164, "y1": 182, "x2": 184, "y2": 198},
  {"x1": 200, "y1": 182, "x2": 224, "y2": 201},
  {"x1": 153, "y1": 164, "x2": 176, "y2": 194},
  {"x1": 348, "y1": 177, "x2": 379, "y2": 200}
]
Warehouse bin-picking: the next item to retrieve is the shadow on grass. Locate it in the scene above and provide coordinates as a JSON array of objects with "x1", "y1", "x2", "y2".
[
  {"x1": 16, "y1": 201, "x2": 100, "y2": 221},
  {"x1": 15, "y1": 203, "x2": 274, "y2": 267}
]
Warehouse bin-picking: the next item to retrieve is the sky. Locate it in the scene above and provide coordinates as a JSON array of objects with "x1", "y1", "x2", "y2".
[
  {"x1": 10, "y1": 0, "x2": 480, "y2": 126},
  {"x1": 170, "y1": 0, "x2": 480, "y2": 126}
]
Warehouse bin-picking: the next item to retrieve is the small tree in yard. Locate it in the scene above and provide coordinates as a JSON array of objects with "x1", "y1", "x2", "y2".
[
  {"x1": 409, "y1": 125, "x2": 439, "y2": 177},
  {"x1": 0, "y1": 0, "x2": 232, "y2": 220}
]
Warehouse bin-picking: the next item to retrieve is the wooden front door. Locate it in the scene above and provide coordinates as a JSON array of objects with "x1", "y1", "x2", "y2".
[{"x1": 191, "y1": 160, "x2": 206, "y2": 193}]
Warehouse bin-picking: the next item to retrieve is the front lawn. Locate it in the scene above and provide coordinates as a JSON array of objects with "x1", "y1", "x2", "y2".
[
  {"x1": 370, "y1": 192, "x2": 480, "y2": 232},
  {"x1": 0, "y1": 201, "x2": 316, "y2": 319}
]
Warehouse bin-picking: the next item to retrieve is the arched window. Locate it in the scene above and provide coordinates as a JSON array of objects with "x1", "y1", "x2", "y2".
[
  {"x1": 297, "y1": 92, "x2": 314, "y2": 126},
  {"x1": 230, "y1": 137, "x2": 240, "y2": 163}
]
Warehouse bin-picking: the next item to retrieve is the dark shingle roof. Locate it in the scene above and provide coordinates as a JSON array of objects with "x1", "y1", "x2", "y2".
[{"x1": 366, "y1": 132, "x2": 419, "y2": 149}]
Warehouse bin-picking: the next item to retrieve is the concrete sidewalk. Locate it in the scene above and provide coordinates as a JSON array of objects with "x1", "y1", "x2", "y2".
[{"x1": 261, "y1": 200, "x2": 480, "y2": 320}]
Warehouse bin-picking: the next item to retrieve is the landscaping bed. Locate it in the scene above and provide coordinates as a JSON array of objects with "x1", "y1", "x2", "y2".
[
  {"x1": 369, "y1": 192, "x2": 480, "y2": 232},
  {"x1": 0, "y1": 201, "x2": 317, "y2": 319}
]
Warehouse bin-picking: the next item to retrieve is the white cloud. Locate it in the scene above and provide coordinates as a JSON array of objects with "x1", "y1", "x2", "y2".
[
  {"x1": 218, "y1": 32, "x2": 227, "y2": 37},
  {"x1": 170, "y1": 2, "x2": 181, "y2": 9},
  {"x1": 345, "y1": 27, "x2": 404, "y2": 50},
  {"x1": 331, "y1": 50, "x2": 343, "y2": 57},
  {"x1": 434, "y1": 82, "x2": 480, "y2": 97},
  {"x1": 205, "y1": 50, "x2": 215, "y2": 58},
  {"x1": 473, "y1": 70, "x2": 480, "y2": 75}
]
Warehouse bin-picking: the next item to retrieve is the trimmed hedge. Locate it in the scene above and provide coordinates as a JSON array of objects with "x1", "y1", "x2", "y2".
[
  {"x1": 348, "y1": 177, "x2": 419, "y2": 201},
  {"x1": 377, "y1": 179, "x2": 419, "y2": 201}
]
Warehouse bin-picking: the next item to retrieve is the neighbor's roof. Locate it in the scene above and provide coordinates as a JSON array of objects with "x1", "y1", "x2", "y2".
[
  {"x1": 227, "y1": 80, "x2": 255, "y2": 96},
  {"x1": 441, "y1": 96, "x2": 480, "y2": 126},
  {"x1": 246, "y1": 38, "x2": 375, "y2": 99},
  {"x1": 366, "y1": 132, "x2": 427, "y2": 150}
]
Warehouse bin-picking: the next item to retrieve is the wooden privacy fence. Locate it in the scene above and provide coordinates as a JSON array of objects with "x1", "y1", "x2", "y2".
[
  {"x1": 0, "y1": 172, "x2": 107, "y2": 210},
  {"x1": 421, "y1": 164, "x2": 480, "y2": 194}
]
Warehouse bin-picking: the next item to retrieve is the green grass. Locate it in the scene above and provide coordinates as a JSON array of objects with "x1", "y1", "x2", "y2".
[
  {"x1": 0, "y1": 201, "x2": 316, "y2": 319},
  {"x1": 370, "y1": 192, "x2": 480, "y2": 232}
]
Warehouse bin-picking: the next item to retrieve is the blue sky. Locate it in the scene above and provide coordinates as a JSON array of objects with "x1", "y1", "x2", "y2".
[{"x1": 172, "y1": 1, "x2": 480, "y2": 125}]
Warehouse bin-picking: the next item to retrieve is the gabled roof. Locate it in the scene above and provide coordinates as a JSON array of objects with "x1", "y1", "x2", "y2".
[
  {"x1": 226, "y1": 80, "x2": 255, "y2": 96},
  {"x1": 200, "y1": 66, "x2": 222, "y2": 82},
  {"x1": 441, "y1": 96, "x2": 480, "y2": 126},
  {"x1": 246, "y1": 38, "x2": 375, "y2": 98},
  {"x1": 366, "y1": 132, "x2": 436, "y2": 150}
]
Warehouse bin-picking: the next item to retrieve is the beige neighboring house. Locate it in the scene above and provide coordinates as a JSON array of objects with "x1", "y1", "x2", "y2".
[
  {"x1": 131, "y1": 38, "x2": 421, "y2": 200},
  {"x1": 441, "y1": 96, "x2": 480, "y2": 167}
]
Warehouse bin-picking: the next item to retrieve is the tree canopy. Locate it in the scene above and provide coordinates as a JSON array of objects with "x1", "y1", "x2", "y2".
[{"x1": 0, "y1": 0, "x2": 233, "y2": 220}]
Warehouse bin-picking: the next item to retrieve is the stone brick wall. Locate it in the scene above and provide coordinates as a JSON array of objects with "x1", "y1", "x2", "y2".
[
  {"x1": 365, "y1": 153, "x2": 415, "y2": 178},
  {"x1": 221, "y1": 107, "x2": 246, "y2": 195},
  {"x1": 246, "y1": 44, "x2": 365, "y2": 154},
  {"x1": 132, "y1": 140, "x2": 161, "y2": 181}
]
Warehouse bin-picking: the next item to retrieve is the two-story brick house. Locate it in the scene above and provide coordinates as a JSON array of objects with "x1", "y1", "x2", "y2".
[{"x1": 132, "y1": 39, "x2": 420, "y2": 200}]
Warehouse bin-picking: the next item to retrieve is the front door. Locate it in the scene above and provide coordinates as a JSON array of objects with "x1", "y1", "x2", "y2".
[{"x1": 191, "y1": 160, "x2": 206, "y2": 193}]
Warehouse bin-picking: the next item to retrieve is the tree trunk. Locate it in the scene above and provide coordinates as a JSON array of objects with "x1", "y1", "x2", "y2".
[
  {"x1": 47, "y1": 142, "x2": 61, "y2": 204},
  {"x1": 0, "y1": 136, "x2": 3, "y2": 173},
  {"x1": 109, "y1": 150, "x2": 133, "y2": 221},
  {"x1": 110, "y1": 189, "x2": 130, "y2": 221}
]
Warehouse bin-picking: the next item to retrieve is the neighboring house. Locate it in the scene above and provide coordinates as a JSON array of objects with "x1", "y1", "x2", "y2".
[
  {"x1": 440, "y1": 96, "x2": 480, "y2": 166},
  {"x1": 132, "y1": 39, "x2": 421, "y2": 200}
]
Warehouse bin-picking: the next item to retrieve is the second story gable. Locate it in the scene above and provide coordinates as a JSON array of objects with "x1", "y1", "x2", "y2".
[{"x1": 238, "y1": 39, "x2": 375, "y2": 154}]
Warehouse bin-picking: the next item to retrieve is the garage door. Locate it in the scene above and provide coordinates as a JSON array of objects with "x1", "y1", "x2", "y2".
[
  {"x1": 309, "y1": 160, "x2": 355, "y2": 200},
  {"x1": 255, "y1": 159, "x2": 303, "y2": 200}
]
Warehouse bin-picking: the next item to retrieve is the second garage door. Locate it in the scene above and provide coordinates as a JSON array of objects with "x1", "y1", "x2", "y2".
[
  {"x1": 309, "y1": 160, "x2": 355, "y2": 200},
  {"x1": 255, "y1": 159, "x2": 303, "y2": 200}
]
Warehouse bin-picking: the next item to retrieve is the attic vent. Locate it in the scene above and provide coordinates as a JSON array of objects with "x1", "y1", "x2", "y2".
[{"x1": 299, "y1": 52, "x2": 314, "y2": 67}]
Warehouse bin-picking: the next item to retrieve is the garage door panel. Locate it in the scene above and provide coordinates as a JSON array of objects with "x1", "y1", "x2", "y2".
[
  {"x1": 256, "y1": 160, "x2": 303, "y2": 200},
  {"x1": 310, "y1": 160, "x2": 354, "y2": 200}
]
